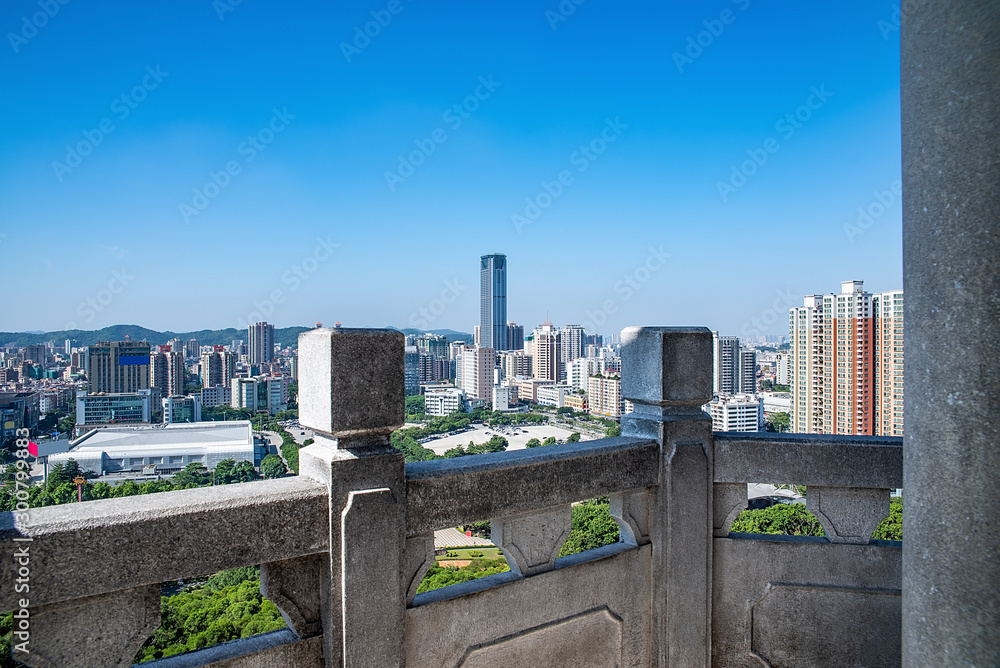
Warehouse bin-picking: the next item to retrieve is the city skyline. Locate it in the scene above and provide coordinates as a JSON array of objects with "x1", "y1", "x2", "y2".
[{"x1": 1, "y1": 3, "x2": 902, "y2": 335}]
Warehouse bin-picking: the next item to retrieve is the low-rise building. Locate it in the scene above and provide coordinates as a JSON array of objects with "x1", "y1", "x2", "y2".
[
  {"x1": 201, "y1": 385, "x2": 230, "y2": 408},
  {"x1": 564, "y1": 394, "x2": 588, "y2": 412},
  {"x1": 511, "y1": 376, "x2": 554, "y2": 404},
  {"x1": 425, "y1": 388, "x2": 465, "y2": 417},
  {"x1": 163, "y1": 395, "x2": 202, "y2": 424},
  {"x1": 48, "y1": 421, "x2": 259, "y2": 475},
  {"x1": 76, "y1": 390, "x2": 152, "y2": 429},
  {"x1": 537, "y1": 383, "x2": 574, "y2": 408},
  {"x1": 706, "y1": 393, "x2": 762, "y2": 432}
]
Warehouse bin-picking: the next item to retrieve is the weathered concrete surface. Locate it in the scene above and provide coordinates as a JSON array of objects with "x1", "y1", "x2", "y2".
[
  {"x1": 0, "y1": 476, "x2": 328, "y2": 611},
  {"x1": 298, "y1": 327, "x2": 405, "y2": 440},
  {"x1": 19, "y1": 584, "x2": 159, "y2": 668},
  {"x1": 404, "y1": 436, "x2": 657, "y2": 536},
  {"x1": 712, "y1": 536, "x2": 901, "y2": 667},
  {"x1": 405, "y1": 544, "x2": 651, "y2": 668},
  {"x1": 713, "y1": 432, "x2": 902, "y2": 488},
  {"x1": 621, "y1": 327, "x2": 714, "y2": 668},
  {"x1": 901, "y1": 0, "x2": 1000, "y2": 664},
  {"x1": 807, "y1": 486, "x2": 890, "y2": 544}
]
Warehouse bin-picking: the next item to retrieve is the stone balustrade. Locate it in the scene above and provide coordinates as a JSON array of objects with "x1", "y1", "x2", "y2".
[{"x1": 1, "y1": 327, "x2": 908, "y2": 667}]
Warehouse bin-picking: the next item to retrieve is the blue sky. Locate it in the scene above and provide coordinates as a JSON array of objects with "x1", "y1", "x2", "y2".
[{"x1": 0, "y1": 1, "x2": 903, "y2": 338}]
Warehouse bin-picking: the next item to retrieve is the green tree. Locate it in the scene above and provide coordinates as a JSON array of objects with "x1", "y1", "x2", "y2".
[
  {"x1": 566, "y1": 432, "x2": 581, "y2": 443},
  {"x1": 558, "y1": 498, "x2": 620, "y2": 557},
  {"x1": 416, "y1": 558, "x2": 510, "y2": 594},
  {"x1": 525, "y1": 438, "x2": 541, "y2": 449},
  {"x1": 261, "y1": 454, "x2": 287, "y2": 479},
  {"x1": 541, "y1": 436, "x2": 556, "y2": 447},
  {"x1": 405, "y1": 396, "x2": 426, "y2": 416},
  {"x1": 730, "y1": 503, "x2": 825, "y2": 536},
  {"x1": 606, "y1": 423, "x2": 621, "y2": 437},
  {"x1": 872, "y1": 497, "x2": 902, "y2": 541},
  {"x1": 767, "y1": 412, "x2": 791, "y2": 433},
  {"x1": 173, "y1": 463, "x2": 211, "y2": 488}
]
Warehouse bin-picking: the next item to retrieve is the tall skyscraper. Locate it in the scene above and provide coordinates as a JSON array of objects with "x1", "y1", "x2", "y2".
[
  {"x1": 713, "y1": 335, "x2": 741, "y2": 395},
  {"x1": 150, "y1": 350, "x2": 185, "y2": 397},
  {"x1": 87, "y1": 341, "x2": 151, "y2": 394},
  {"x1": 185, "y1": 339, "x2": 200, "y2": 359},
  {"x1": 460, "y1": 346, "x2": 496, "y2": 400},
  {"x1": 480, "y1": 253, "x2": 508, "y2": 351},
  {"x1": 790, "y1": 281, "x2": 904, "y2": 436},
  {"x1": 248, "y1": 322, "x2": 275, "y2": 365}
]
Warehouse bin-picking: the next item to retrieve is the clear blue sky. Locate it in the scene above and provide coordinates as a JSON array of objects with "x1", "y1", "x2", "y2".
[{"x1": 0, "y1": 1, "x2": 902, "y2": 338}]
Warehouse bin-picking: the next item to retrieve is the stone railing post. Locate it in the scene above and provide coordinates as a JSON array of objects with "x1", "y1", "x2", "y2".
[
  {"x1": 620, "y1": 327, "x2": 714, "y2": 668},
  {"x1": 297, "y1": 328, "x2": 407, "y2": 668},
  {"x1": 902, "y1": 0, "x2": 1000, "y2": 664}
]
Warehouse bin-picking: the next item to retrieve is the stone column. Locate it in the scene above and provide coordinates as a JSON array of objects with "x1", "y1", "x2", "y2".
[
  {"x1": 297, "y1": 328, "x2": 407, "y2": 668},
  {"x1": 620, "y1": 327, "x2": 714, "y2": 668},
  {"x1": 901, "y1": 2, "x2": 1000, "y2": 665}
]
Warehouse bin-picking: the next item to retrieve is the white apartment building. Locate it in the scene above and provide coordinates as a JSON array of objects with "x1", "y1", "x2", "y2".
[
  {"x1": 162, "y1": 395, "x2": 202, "y2": 424},
  {"x1": 201, "y1": 385, "x2": 229, "y2": 408},
  {"x1": 588, "y1": 374, "x2": 623, "y2": 418},
  {"x1": 789, "y1": 295, "x2": 824, "y2": 434},
  {"x1": 458, "y1": 346, "x2": 496, "y2": 401},
  {"x1": 706, "y1": 393, "x2": 762, "y2": 432},
  {"x1": 492, "y1": 385, "x2": 519, "y2": 412}
]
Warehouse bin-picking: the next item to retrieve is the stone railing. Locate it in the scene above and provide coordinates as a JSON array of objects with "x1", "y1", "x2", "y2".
[{"x1": 1, "y1": 327, "x2": 902, "y2": 667}]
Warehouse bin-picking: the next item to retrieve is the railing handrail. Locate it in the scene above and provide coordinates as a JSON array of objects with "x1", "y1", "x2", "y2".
[
  {"x1": 405, "y1": 436, "x2": 658, "y2": 536},
  {"x1": 0, "y1": 476, "x2": 329, "y2": 610},
  {"x1": 713, "y1": 431, "x2": 903, "y2": 488}
]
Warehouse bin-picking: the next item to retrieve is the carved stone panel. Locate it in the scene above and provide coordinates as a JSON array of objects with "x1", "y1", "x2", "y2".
[
  {"x1": 457, "y1": 608, "x2": 622, "y2": 668},
  {"x1": 610, "y1": 489, "x2": 652, "y2": 546},
  {"x1": 403, "y1": 534, "x2": 436, "y2": 606},
  {"x1": 17, "y1": 584, "x2": 160, "y2": 668},
  {"x1": 261, "y1": 553, "x2": 324, "y2": 638},
  {"x1": 713, "y1": 483, "x2": 748, "y2": 537},
  {"x1": 492, "y1": 505, "x2": 572, "y2": 577},
  {"x1": 807, "y1": 486, "x2": 890, "y2": 544},
  {"x1": 748, "y1": 583, "x2": 901, "y2": 667}
]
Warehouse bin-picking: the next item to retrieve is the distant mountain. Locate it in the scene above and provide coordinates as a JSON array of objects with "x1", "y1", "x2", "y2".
[
  {"x1": 0, "y1": 325, "x2": 310, "y2": 349},
  {"x1": 0, "y1": 325, "x2": 473, "y2": 348}
]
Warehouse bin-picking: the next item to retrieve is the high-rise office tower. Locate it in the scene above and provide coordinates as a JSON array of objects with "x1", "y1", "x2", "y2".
[
  {"x1": 248, "y1": 322, "x2": 275, "y2": 365},
  {"x1": 185, "y1": 339, "x2": 200, "y2": 360},
  {"x1": 739, "y1": 348, "x2": 758, "y2": 394},
  {"x1": 506, "y1": 322, "x2": 524, "y2": 351},
  {"x1": 533, "y1": 319, "x2": 560, "y2": 383},
  {"x1": 87, "y1": 341, "x2": 151, "y2": 394},
  {"x1": 167, "y1": 338, "x2": 184, "y2": 356},
  {"x1": 480, "y1": 253, "x2": 508, "y2": 351},
  {"x1": 789, "y1": 281, "x2": 904, "y2": 436},
  {"x1": 150, "y1": 350, "x2": 185, "y2": 397}
]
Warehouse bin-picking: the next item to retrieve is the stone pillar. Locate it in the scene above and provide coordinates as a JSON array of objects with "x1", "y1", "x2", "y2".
[
  {"x1": 297, "y1": 328, "x2": 407, "y2": 668},
  {"x1": 901, "y1": 2, "x2": 1000, "y2": 665},
  {"x1": 620, "y1": 327, "x2": 714, "y2": 668}
]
